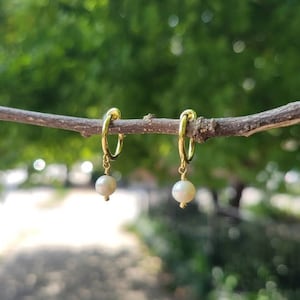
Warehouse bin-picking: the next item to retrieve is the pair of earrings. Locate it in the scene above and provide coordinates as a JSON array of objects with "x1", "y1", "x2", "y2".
[{"x1": 95, "y1": 108, "x2": 197, "y2": 208}]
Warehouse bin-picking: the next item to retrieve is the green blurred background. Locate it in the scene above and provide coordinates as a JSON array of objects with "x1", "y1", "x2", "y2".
[{"x1": 0, "y1": 0, "x2": 300, "y2": 299}]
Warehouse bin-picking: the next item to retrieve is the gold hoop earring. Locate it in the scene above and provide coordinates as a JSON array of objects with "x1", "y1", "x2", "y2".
[
  {"x1": 172, "y1": 109, "x2": 197, "y2": 208},
  {"x1": 95, "y1": 108, "x2": 124, "y2": 201}
]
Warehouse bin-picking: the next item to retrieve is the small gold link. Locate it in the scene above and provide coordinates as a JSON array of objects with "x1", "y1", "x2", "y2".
[
  {"x1": 178, "y1": 159, "x2": 187, "y2": 180},
  {"x1": 102, "y1": 154, "x2": 111, "y2": 175}
]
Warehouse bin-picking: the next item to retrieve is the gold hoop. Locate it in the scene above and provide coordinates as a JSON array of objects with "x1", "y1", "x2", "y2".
[
  {"x1": 102, "y1": 108, "x2": 124, "y2": 160},
  {"x1": 178, "y1": 109, "x2": 197, "y2": 163}
]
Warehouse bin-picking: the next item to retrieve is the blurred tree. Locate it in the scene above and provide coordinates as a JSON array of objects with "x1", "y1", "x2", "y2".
[{"x1": 0, "y1": 0, "x2": 299, "y2": 195}]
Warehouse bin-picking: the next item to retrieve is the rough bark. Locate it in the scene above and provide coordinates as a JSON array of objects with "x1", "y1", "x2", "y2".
[{"x1": 0, "y1": 101, "x2": 299, "y2": 142}]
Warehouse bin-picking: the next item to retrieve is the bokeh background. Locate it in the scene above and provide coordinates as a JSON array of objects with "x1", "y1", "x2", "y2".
[{"x1": 0, "y1": 1, "x2": 300, "y2": 299}]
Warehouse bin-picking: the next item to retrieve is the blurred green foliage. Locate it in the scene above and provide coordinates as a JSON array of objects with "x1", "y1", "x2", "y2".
[
  {"x1": 0, "y1": 0, "x2": 299, "y2": 187},
  {"x1": 133, "y1": 203, "x2": 300, "y2": 299}
]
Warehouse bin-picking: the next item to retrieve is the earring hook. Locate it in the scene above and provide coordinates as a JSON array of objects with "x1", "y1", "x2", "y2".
[
  {"x1": 178, "y1": 109, "x2": 197, "y2": 164},
  {"x1": 101, "y1": 108, "x2": 124, "y2": 161}
]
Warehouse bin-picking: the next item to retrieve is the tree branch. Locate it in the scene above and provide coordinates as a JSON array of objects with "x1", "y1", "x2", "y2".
[{"x1": 0, "y1": 102, "x2": 299, "y2": 142}]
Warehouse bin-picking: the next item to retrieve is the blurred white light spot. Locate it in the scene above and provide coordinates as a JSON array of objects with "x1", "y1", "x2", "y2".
[
  {"x1": 33, "y1": 159, "x2": 46, "y2": 171},
  {"x1": 241, "y1": 187, "x2": 263, "y2": 206},
  {"x1": 81, "y1": 161, "x2": 93, "y2": 173},
  {"x1": 168, "y1": 15, "x2": 179, "y2": 28},
  {"x1": 43, "y1": 282, "x2": 62, "y2": 296},
  {"x1": 196, "y1": 188, "x2": 214, "y2": 213},
  {"x1": 0, "y1": 168, "x2": 28, "y2": 187},
  {"x1": 201, "y1": 10, "x2": 213, "y2": 23},
  {"x1": 281, "y1": 139, "x2": 298, "y2": 152},
  {"x1": 170, "y1": 36, "x2": 183, "y2": 56},
  {"x1": 242, "y1": 78, "x2": 256, "y2": 91},
  {"x1": 69, "y1": 162, "x2": 92, "y2": 186},
  {"x1": 285, "y1": 170, "x2": 300, "y2": 184},
  {"x1": 233, "y1": 40, "x2": 245, "y2": 53},
  {"x1": 45, "y1": 164, "x2": 68, "y2": 182}
]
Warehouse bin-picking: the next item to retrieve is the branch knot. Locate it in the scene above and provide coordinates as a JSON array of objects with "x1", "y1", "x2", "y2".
[{"x1": 193, "y1": 117, "x2": 217, "y2": 143}]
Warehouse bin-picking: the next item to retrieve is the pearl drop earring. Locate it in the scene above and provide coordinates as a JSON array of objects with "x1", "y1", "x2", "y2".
[
  {"x1": 95, "y1": 108, "x2": 124, "y2": 201},
  {"x1": 172, "y1": 109, "x2": 197, "y2": 208}
]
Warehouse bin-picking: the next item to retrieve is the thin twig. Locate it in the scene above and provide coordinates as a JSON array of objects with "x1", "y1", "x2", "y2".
[{"x1": 0, "y1": 102, "x2": 299, "y2": 142}]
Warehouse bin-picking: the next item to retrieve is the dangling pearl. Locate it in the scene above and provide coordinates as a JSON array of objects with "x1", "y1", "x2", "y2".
[
  {"x1": 172, "y1": 180, "x2": 196, "y2": 208},
  {"x1": 95, "y1": 175, "x2": 117, "y2": 201}
]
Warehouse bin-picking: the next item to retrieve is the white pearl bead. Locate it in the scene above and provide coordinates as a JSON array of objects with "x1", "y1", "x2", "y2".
[
  {"x1": 95, "y1": 175, "x2": 117, "y2": 200},
  {"x1": 172, "y1": 180, "x2": 196, "y2": 208}
]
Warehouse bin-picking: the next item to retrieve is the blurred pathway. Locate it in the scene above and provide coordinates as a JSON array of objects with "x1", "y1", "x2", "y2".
[
  {"x1": 0, "y1": 188, "x2": 143, "y2": 253},
  {"x1": 0, "y1": 188, "x2": 171, "y2": 300}
]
